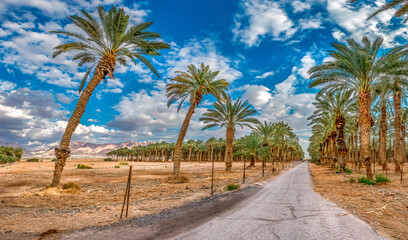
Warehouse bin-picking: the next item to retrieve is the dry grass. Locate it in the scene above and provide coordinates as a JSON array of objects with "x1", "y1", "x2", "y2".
[
  {"x1": 309, "y1": 163, "x2": 408, "y2": 240},
  {"x1": 0, "y1": 159, "x2": 288, "y2": 235}
]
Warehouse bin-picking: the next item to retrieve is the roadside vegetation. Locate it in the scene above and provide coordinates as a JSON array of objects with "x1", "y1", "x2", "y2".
[{"x1": 0, "y1": 146, "x2": 23, "y2": 164}]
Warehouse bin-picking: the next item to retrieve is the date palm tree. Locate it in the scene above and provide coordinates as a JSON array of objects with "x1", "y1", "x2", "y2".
[
  {"x1": 252, "y1": 121, "x2": 275, "y2": 170},
  {"x1": 166, "y1": 63, "x2": 229, "y2": 177},
  {"x1": 200, "y1": 95, "x2": 259, "y2": 170},
  {"x1": 372, "y1": 82, "x2": 392, "y2": 171},
  {"x1": 309, "y1": 36, "x2": 408, "y2": 179},
  {"x1": 49, "y1": 6, "x2": 170, "y2": 186},
  {"x1": 308, "y1": 91, "x2": 357, "y2": 171}
]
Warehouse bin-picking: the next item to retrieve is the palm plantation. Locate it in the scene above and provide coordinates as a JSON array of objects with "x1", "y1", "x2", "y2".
[
  {"x1": 166, "y1": 63, "x2": 229, "y2": 177},
  {"x1": 49, "y1": 6, "x2": 170, "y2": 186},
  {"x1": 308, "y1": 36, "x2": 408, "y2": 179},
  {"x1": 200, "y1": 95, "x2": 259, "y2": 170}
]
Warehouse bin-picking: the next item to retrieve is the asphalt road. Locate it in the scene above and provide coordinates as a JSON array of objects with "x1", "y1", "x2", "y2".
[{"x1": 171, "y1": 162, "x2": 385, "y2": 240}]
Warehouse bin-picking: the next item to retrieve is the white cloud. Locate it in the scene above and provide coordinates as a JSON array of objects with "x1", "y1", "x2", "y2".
[
  {"x1": 299, "y1": 18, "x2": 323, "y2": 30},
  {"x1": 0, "y1": 0, "x2": 68, "y2": 15},
  {"x1": 233, "y1": 0, "x2": 297, "y2": 46},
  {"x1": 255, "y1": 71, "x2": 274, "y2": 79},
  {"x1": 164, "y1": 38, "x2": 242, "y2": 82},
  {"x1": 0, "y1": 80, "x2": 16, "y2": 91},
  {"x1": 327, "y1": 0, "x2": 407, "y2": 48},
  {"x1": 297, "y1": 53, "x2": 316, "y2": 79},
  {"x1": 292, "y1": 1, "x2": 311, "y2": 13},
  {"x1": 56, "y1": 93, "x2": 73, "y2": 104}
]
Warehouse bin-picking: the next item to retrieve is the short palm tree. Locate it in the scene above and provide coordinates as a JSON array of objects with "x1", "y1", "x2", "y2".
[
  {"x1": 200, "y1": 95, "x2": 259, "y2": 170},
  {"x1": 309, "y1": 36, "x2": 408, "y2": 179},
  {"x1": 166, "y1": 63, "x2": 229, "y2": 177},
  {"x1": 50, "y1": 6, "x2": 170, "y2": 186},
  {"x1": 252, "y1": 121, "x2": 275, "y2": 170}
]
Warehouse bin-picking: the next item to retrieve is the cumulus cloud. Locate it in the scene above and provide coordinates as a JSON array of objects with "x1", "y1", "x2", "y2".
[
  {"x1": 164, "y1": 38, "x2": 242, "y2": 82},
  {"x1": 0, "y1": 80, "x2": 16, "y2": 91},
  {"x1": 0, "y1": 87, "x2": 130, "y2": 148},
  {"x1": 297, "y1": 53, "x2": 316, "y2": 79},
  {"x1": 291, "y1": 1, "x2": 311, "y2": 13},
  {"x1": 56, "y1": 93, "x2": 73, "y2": 104},
  {"x1": 327, "y1": 0, "x2": 407, "y2": 48},
  {"x1": 233, "y1": 0, "x2": 297, "y2": 46},
  {"x1": 233, "y1": 53, "x2": 318, "y2": 154},
  {"x1": 255, "y1": 71, "x2": 274, "y2": 79}
]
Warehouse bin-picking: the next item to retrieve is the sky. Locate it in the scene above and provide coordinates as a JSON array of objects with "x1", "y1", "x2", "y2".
[{"x1": 0, "y1": 0, "x2": 407, "y2": 154}]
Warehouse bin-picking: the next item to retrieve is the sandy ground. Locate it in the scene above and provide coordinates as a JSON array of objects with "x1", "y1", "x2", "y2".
[
  {"x1": 309, "y1": 163, "x2": 408, "y2": 240},
  {"x1": 0, "y1": 159, "x2": 289, "y2": 239}
]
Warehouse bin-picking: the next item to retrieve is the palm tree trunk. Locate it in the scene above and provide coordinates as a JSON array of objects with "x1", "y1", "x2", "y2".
[
  {"x1": 402, "y1": 124, "x2": 406, "y2": 167},
  {"x1": 225, "y1": 127, "x2": 234, "y2": 171},
  {"x1": 336, "y1": 114, "x2": 347, "y2": 171},
  {"x1": 379, "y1": 101, "x2": 387, "y2": 171},
  {"x1": 358, "y1": 91, "x2": 373, "y2": 180},
  {"x1": 173, "y1": 104, "x2": 196, "y2": 177},
  {"x1": 51, "y1": 55, "x2": 115, "y2": 187},
  {"x1": 394, "y1": 91, "x2": 402, "y2": 173}
]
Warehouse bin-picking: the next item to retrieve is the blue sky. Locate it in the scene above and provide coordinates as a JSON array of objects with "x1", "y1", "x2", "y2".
[{"x1": 0, "y1": 0, "x2": 406, "y2": 153}]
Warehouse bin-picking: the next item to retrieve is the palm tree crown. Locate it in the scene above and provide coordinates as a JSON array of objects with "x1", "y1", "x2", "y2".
[
  {"x1": 166, "y1": 63, "x2": 229, "y2": 112},
  {"x1": 52, "y1": 6, "x2": 170, "y2": 92},
  {"x1": 200, "y1": 95, "x2": 259, "y2": 130}
]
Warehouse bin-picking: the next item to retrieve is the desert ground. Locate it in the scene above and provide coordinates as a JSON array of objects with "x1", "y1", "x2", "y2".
[
  {"x1": 0, "y1": 159, "x2": 290, "y2": 239},
  {"x1": 309, "y1": 162, "x2": 408, "y2": 240}
]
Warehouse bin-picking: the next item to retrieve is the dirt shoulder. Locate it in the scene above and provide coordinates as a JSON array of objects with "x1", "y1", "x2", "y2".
[
  {"x1": 0, "y1": 159, "x2": 294, "y2": 240},
  {"x1": 309, "y1": 163, "x2": 408, "y2": 240},
  {"x1": 60, "y1": 183, "x2": 263, "y2": 240}
]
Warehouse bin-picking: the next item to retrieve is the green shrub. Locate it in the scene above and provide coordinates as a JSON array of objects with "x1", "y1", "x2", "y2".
[
  {"x1": 226, "y1": 183, "x2": 240, "y2": 191},
  {"x1": 344, "y1": 168, "x2": 352, "y2": 174},
  {"x1": 375, "y1": 174, "x2": 391, "y2": 183},
  {"x1": 51, "y1": 158, "x2": 57, "y2": 162},
  {"x1": 26, "y1": 158, "x2": 39, "y2": 162},
  {"x1": 77, "y1": 164, "x2": 92, "y2": 169},
  {"x1": 335, "y1": 170, "x2": 340, "y2": 174},
  {"x1": 114, "y1": 165, "x2": 120, "y2": 168},
  {"x1": 358, "y1": 176, "x2": 376, "y2": 185},
  {"x1": 104, "y1": 158, "x2": 113, "y2": 161},
  {"x1": 0, "y1": 154, "x2": 18, "y2": 164},
  {"x1": 349, "y1": 176, "x2": 356, "y2": 183},
  {"x1": 119, "y1": 161, "x2": 128, "y2": 165}
]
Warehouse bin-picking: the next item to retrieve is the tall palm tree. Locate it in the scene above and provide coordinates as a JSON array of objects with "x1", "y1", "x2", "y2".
[
  {"x1": 200, "y1": 95, "x2": 259, "y2": 170},
  {"x1": 309, "y1": 36, "x2": 408, "y2": 179},
  {"x1": 166, "y1": 63, "x2": 229, "y2": 177},
  {"x1": 372, "y1": 82, "x2": 392, "y2": 170},
  {"x1": 389, "y1": 76, "x2": 408, "y2": 172},
  {"x1": 49, "y1": 6, "x2": 169, "y2": 186}
]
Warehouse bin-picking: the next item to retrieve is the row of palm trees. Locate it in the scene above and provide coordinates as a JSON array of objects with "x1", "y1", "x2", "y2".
[
  {"x1": 0, "y1": 146, "x2": 23, "y2": 164},
  {"x1": 307, "y1": 0, "x2": 408, "y2": 180},
  {"x1": 107, "y1": 121, "x2": 304, "y2": 172},
  {"x1": 307, "y1": 36, "x2": 408, "y2": 180}
]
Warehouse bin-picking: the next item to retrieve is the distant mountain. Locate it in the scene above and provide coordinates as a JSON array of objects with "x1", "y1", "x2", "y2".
[{"x1": 30, "y1": 141, "x2": 150, "y2": 158}]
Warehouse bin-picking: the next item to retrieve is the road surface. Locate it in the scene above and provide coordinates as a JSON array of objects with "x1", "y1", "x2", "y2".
[
  {"x1": 172, "y1": 162, "x2": 384, "y2": 240},
  {"x1": 62, "y1": 162, "x2": 385, "y2": 240}
]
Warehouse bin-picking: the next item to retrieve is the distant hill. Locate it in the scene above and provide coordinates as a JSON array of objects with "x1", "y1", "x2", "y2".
[{"x1": 30, "y1": 141, "x2": 150, "y2": 158}]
